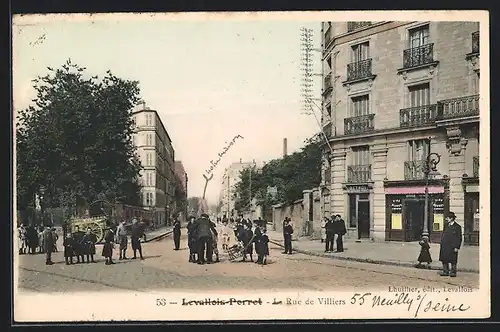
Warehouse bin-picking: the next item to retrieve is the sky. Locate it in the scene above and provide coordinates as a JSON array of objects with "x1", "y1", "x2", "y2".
[{"x1": 12, "y1": 14, "x2": 322, "y2": 204}]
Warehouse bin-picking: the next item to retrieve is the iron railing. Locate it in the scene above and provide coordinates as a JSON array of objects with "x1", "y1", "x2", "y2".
[
  {"x1": 344, "y1": 114, "x2": 375, "y2": 135},
  {"x1": 400, "y1": 104, "x2": 439, "y2": 128},
  {"x1": 403, "y1": 43, "x2": 435, "y2": 69},
  {"x1": 473, "y1": 156, "x2": 479, "y2": 177},
  {"x1": 404, "y1": 160, "x2": 427, "y2": 180},
  {"x1": 472, "y1": 31, "x2": 479, "y2": 54},
  {"x1": 437, "y1": 94, "x2": 479, "y2": 120},
  {"x1": 347, "y1": 58, "x2": 373, "y2": 81},
  {"x1": 347, "y1": 22, "x2": 372, "y2": 32},
  {"x1": 347, "y1": 165, "x2": 371, "y2": 183}
]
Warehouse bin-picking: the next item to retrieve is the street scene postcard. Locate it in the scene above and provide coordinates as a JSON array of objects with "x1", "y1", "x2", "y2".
[{"x1": 12, "y1": 10, "x2": 490, "y2": 322}]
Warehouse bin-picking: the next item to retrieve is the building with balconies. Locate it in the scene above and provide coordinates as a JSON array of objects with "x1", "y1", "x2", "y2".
[
  {"x1": 320, "y1": 21, "x2": 480, "y2": 245},
  {"x1": 132, "y1": 101, "x2": 176, "y2": 226}
]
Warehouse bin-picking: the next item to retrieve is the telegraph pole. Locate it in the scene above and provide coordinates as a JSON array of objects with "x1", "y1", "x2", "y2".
[{"x1": 300, "y1": 26, "x2": 335, "y2": 155}]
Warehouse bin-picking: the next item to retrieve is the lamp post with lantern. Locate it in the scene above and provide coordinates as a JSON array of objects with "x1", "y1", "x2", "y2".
[
  {"x1": 39, "y1": 186, "x2": 46, "y2": 226},
  {"x1": 422, "y1": 152, "x2": 441, "y2": 238}
]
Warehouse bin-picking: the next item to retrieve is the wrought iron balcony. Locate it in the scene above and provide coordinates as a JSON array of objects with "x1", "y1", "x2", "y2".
[
  {"x1": 404, "y1": 160, "x2": 427, "y2": 180},
  {"x1": 403, "y1": 43, "x2": 435, "y2": 69},
  {"x1": 472, "y1": 31, "x2": 479, "y2": 54},
  {"x1": 324, "y1": 73, "x2": 332, "y2": 91},
  {"x1": 473, "y1": 156, "x2": 479, "y2": 177},
  {"x1": 322, "y1": 122, "x2": 333, "y2": 137},
  {"x1": 344, "y1": 114, "x2": 375, "y2": 135},
  {"x1": 347, "y1": 58, "x2": 373, "y2": 81},
  {"x1": 347, "y1": 22, "x2": 372, "y2": 32},
  {"x1": 347, "y1": 165, "x2": 371, "y2": 183},
  {"x1": 437, "y1": 94, "x2": 479, "y2": 120},
  {"x1": 400, "y1": 104, "x2": 438, "y2": 128}
]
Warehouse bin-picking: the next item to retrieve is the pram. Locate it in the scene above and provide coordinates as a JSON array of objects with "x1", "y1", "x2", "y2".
[{"x1": 226, "y1": 233, "x2": 256, "y2": 262}]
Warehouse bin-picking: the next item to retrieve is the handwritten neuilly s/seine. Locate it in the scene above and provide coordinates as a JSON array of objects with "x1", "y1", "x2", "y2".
[
  {"x1": 205, "y1": 135, "x2": 244, "y2": 175},
  {"x1": 351, "y1": 292, "x2": 471, "y2": 318},
  {"x1": 182, "y1": 297, "x2": 263, "y2": 306}
]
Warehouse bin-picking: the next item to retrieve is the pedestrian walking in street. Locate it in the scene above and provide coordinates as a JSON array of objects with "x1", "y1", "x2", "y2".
[
  {"x1": 38, "y1": 226, "x2": 45, "y2": 254},
  {"x1": 131, "y1": 218, "x2": 146, "y2": 260},
  {"x1": 324, "y1": 217, "x2": 335, "y2": 253},
  {"x1": 439, "y1": 212, "x2": 462, "y2": 277},
  {"x1": 193, "y1": 214, "x2": 217, "y2": 265},
  {"x1": 320, "y1": 218, "x2": 327, "y2": 243},
  {"x1": 210, "y1": 219, "x2": 220, "y2": 263},
  {"x1": 187, "y1": 216, "x2": 197, "y2": 263},
  {"x1": 283, "y1": 218, "x2": 294, "y2": 255},
  {"x1": 260, "y1": 228, "x2": 270, "y2": 265},
  {"x1": 244, "y1": 223, "x2": 254, "y2": 262},
  {"x1": 26, "y1": 224, "x2": 38, "y2": 255},
  {"x1": 334, "y1": 214, "x2": 347, "y2": 253},
  {"x1": 72, "y1": 225, "x2": 85, "y2": 264},
  {"x1": 102, "y1": 227, "x2": 116, "y2": 265},
  {"x1": 43, "y1": 225, "x2": 55, "y2": 265},
  {"x1": 415, "y1": 235, "x2": 432, "y2": 269},
  {"x1": 173, "y1": 215, "x2": 181, "y2": 250},
  {"x1": 51, "y1": 227, "x2": 59, "y2": 252},
  {"x1": 18, "y1": 224, "x2": 27, "y2": 255},
  {"x1": 63, "y1": 232, "x2": 75, "y2": 265},
  {"x1": 82, "y1": 227, "x2": 97, "y2": 263},
  {"x1": 221, "y1": 223, "x2": 230, "y2": 251},
  {"x1": 116, "y1": 220, "x2": 128, "y2": 260}
]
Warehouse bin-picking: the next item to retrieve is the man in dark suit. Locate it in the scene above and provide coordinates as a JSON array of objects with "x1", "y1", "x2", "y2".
[
  {"x1": 172, "y1": 215, "x2": 181, "y2": 250},
  {"x1": 324, "y1": 217, "x2": 335, "y2": 253},
  {"x1": 283, "y1": 218, "x2": 294, "y2": 254},
  {"x1": 334, "y1": 214, "x2": 347, "y2": 253},
  {"x1": 439, "y1": 212, "x2": 462, "y2": 277},
  {"x1": 193, "y1": 214, "x2": 217, "y2": 264},
  {"x1": 42, "y1": 225, "x2": 55, "y2": 265}
]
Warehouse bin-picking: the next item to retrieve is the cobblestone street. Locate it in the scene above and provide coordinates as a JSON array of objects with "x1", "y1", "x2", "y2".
[{"x1": 17, "y1": 233, "x2": 480, "y2": 294}]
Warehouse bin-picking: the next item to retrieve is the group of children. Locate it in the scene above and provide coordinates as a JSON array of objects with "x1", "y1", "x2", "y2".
[
  {"x1": 226, "y1": 220, "x2": 270, "y2": 265},
  {"x1": 62, "y1": 226, "x2": 98, "y2": 265}
]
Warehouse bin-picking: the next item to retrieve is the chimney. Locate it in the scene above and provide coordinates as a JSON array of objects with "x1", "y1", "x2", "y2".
[{"x1": 283, "y1": 138, "x2": 288, "y2": 157}]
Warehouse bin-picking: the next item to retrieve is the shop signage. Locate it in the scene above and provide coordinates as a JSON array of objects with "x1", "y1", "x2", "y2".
[{"x1": 346, "y1": 184, "x2": 370, "y2": 193}]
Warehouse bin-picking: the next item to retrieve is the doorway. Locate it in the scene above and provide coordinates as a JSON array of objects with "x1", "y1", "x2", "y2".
[
  {"x1": 404, "y1": 200, "x2": 424, "y2": 242},
  {"x1": 349, "y1": 193, "x2": 371, "y2": 239}
]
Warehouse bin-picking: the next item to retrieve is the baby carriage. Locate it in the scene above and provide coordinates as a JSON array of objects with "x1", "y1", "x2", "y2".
[{"x1": 226, "y1": 233, "x2": 256, "y2": 262}]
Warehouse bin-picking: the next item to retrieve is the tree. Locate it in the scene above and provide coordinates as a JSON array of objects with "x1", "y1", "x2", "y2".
[
  {"x1": 16, "y1": 59, "x2": 142, "y2": 214},
  {"x1": 173, "y1": 174, "x2": 187, "y2": 216},
  {"x1": 187, "y1": 197, "x2": 201, "y2": 216},
  {"x1": 232, "y1": 135, "x2": 322, "y2": 217}
]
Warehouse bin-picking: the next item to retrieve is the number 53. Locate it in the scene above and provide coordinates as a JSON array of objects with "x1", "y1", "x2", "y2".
[{"x1": 156, "y1": 298, "x2": 166, "y2": 306}]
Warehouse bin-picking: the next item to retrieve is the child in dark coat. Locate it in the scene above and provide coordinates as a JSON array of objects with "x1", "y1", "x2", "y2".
[
  {"x1": 63, "y1": 232, "x2": 75, "y2": 265},
  {"x1": 415, "y1": 235, "x2": 432, "y2": 268}
]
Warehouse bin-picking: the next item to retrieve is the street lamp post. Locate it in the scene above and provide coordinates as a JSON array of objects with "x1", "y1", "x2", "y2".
[
  {"x1": 422, "y1": 152, "x2": 441, "y2": 238},
  {"x1": 39, "y1": 186, "x2": 46, "y2": 226}
]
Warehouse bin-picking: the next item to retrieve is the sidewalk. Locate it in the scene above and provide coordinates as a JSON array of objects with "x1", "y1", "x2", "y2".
[
  {"x1": 267, "y1": 230, "x2": 480, "y2": 273},
  {"x1": 144, "y1": 225, "x2": 173, "y2": 242}
]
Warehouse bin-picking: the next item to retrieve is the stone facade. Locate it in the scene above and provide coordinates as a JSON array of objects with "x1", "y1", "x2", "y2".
[
  {"x1": 320, "y1": 21, "x2": 481, "y2": 244},
  {"x1": 132, "y1": 102, "x2": 176, "y2": 226}
]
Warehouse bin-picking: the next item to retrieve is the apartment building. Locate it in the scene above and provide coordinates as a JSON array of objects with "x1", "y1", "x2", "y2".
[
  {"x1": 132, "y1": 102, "x2": 176, "y2": 225},
  {"x1": 320, "y1": 21, "x2": 480, "y2": 245},
  {"x1": 219, "y1": 160, "x2": 256, "y2": 218},
  {"x1": 174, "y1": 160, "x2": 189, "y2": 220}
]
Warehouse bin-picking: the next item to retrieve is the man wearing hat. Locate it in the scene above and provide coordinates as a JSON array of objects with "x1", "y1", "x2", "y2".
[
  {"x1": 438, "y1": 212, "x2": 462, "y2": 277},
  {"x1": 193, "y1": 213, "x2": 218, "y2": 264},
  {"x1": 324, "y1": 216, "x2": 335, "y2": 253}
]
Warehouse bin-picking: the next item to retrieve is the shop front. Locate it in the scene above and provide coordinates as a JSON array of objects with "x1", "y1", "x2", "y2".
[
  {"x1": 384, "y1": 181, "x2": 448, "y2": 243},
  {"x1": 463, "y1": 178, "x2": 479, "y2": 245}
]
